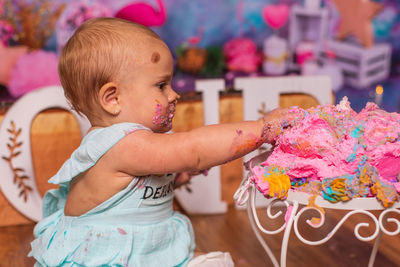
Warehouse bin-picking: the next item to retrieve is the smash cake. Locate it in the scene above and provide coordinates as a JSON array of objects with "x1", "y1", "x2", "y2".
[{"x1": 250, "y1": 97, "x2": 400, "y2": 208}]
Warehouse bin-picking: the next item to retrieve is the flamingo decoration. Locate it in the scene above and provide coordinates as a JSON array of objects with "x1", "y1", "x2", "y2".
[
  {"x1": 115, "y1": 0, "x2": 166, "y2": 27},
  {"x1": 187, "y1": 27, "x2": 204, "y2": 46}
]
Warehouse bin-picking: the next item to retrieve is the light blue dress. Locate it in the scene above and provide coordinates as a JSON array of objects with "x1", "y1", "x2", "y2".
[{"x1": 29, "y1": 122, "x2": 195, "y2": 267}]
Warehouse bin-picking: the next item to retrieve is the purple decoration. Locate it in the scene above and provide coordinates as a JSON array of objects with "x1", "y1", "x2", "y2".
[{"x1": 55, "y1": 0, "x2": 112, "y2": 52}]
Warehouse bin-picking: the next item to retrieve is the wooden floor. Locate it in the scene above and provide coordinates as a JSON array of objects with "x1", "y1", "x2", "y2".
[{"x1": 1, "y1": 205, "x2": 400, "y2": 267}]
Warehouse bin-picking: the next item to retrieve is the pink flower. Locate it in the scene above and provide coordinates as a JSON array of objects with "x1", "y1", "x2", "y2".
[{"x1": 223, "y1": 38, "x2": 261, "y2": 73}]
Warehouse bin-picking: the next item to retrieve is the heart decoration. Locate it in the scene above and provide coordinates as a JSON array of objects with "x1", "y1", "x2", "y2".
[{"x1": 262, "y1": 4, "x2": 290, "y2": 30}]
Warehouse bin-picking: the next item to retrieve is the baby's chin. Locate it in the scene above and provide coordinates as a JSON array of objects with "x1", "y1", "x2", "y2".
[{"x1": 151, "y1": 123, "x2": 173, "y2": 133}]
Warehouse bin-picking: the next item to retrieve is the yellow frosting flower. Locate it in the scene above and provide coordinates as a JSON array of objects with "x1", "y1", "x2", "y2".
[{"x1": 262, "y1": 166, "x2": 291, "y2": 199}]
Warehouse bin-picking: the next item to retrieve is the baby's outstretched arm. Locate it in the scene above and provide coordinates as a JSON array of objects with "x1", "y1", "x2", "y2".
[{"x1": 108, "y1": 108, "x2": 293, "y2": 177}]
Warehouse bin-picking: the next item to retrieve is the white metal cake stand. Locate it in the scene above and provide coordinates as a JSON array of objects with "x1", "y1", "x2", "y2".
[{"x1": 234, "y1": 153, "x2": 400, "y2": 267}]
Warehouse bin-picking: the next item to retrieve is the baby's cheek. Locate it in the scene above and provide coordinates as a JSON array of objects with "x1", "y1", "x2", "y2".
[{"x1": 152, "y1": 103, "x2": 164, "y2": 126}]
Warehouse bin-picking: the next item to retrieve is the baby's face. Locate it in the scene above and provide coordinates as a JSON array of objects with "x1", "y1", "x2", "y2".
[{"x1": 118, "y1": 38, "x2": 180, "y2": 133}]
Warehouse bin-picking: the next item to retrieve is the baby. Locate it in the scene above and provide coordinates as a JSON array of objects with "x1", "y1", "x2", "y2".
[{"x1": 29, "y1": 17, "x2": 293, "y2": 266}]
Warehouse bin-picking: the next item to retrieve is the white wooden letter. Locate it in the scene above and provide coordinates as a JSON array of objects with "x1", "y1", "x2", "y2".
[
  {"x1": 0, "y1": 86, "x2": 90, "y2": 221},
  {"x1": 174, "y1": 79, "x2": 228, "y2": 214}
]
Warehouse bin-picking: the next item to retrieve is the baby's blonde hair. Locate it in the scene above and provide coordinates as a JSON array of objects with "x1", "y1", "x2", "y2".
[{"x1": 58, "y1": 17, "x2": 161, "y2": 117}]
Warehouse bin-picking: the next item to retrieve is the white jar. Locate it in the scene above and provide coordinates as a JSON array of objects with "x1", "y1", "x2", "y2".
[
  {"x1": 263, "y1": 35, "x2": 288, "y2": 75},
  {"x1": 301, "y1": 59, "x2": 319, "y2": 75}
]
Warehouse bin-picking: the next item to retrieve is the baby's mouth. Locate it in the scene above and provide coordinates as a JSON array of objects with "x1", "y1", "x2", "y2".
[{"x1": 168, "y1": 103, "x2": 176, "y2": 120}]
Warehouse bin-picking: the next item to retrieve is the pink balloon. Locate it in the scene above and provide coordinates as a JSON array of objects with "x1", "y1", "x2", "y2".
[
  {"x1": 262, "y1": 4, "x2": 289, "y2": 30},
  {"x1": 9, "y1": 50, "x2": 60, "y2": 98}
]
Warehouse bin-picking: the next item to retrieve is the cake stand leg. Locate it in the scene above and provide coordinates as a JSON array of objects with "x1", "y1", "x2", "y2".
[
  {"x1": 247, "y1": 188, "x2": 280, "y2": 267},
  {"x1": 368, "y1": 228, "x2": 383, "y2": 267},
  {"x1": 280, "y1": 201, "x2": 299, "y2": 267}
]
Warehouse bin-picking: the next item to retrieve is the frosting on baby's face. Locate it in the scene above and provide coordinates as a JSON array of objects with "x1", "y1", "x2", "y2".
[{"x1": 151, "y1": 101, "x2": 176, "y2": 129}]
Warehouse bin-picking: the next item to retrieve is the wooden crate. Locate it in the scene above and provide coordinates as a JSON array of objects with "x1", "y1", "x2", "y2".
[{"x1": 320, "y1": 40, "x2": 391, "y2": 88}]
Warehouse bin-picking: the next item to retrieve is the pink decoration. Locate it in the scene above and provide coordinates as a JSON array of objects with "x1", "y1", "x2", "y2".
[
  {"x1": 297, "y1": 52, "x2": 314, "y2": 65},
  {"x1": 57, "y1": 0, "x2": 112, "y2": 30},
  {"x1": 295, "y1": 41, "x2": 316, "y2": 65},
  {"x1": 284, "y1": 205, "x2": 294, "y2": 224},
  {"x1": 56, "y1": 0, "x2": 112, "y2": 52},
  {"x1": 115, "y1": 0, "x2": 166, "y2": 27},
  {"x1": 187, "y1": 27, "x2": 204, "y2": 46},
  {"x1": 223, "y1": 38, "x2": 261, "y2": 73},
  {"x1": 0, "y1": 20, "x2": 14, "y2": 45},
  {"x1": 8, "y1": 50, "x2": 60, "y2": 98},
  {"x1": 0, "y1": 43, "x2": 28, "y2": 86},
  {"x1": 262, "y1": 4, "x2": 289, "y2": 30}
]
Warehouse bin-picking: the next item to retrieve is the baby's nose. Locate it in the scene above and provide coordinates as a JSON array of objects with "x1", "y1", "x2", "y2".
[{"x1": 169, "y1": 91, "x2": 180, "y2": 103}]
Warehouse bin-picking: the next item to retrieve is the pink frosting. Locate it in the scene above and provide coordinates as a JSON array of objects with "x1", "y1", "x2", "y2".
[
  {"x1": 250, "y1": 165, "x2": 270, "y2": 195},
  {"x1": 249, "y1": 99, "x2": 400, "y2": 207},
  {"x1": 393, "y1": 182, "x2": 400, "y2": 193},
  {"x1": 263, "y1": 99, "x2": 400, "y2": 184},
  {"x1": 357, "y1": 103, "x2": 400, "y2": 182}
]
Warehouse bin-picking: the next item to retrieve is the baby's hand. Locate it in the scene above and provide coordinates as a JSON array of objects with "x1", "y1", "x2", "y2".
[
  {"x1": 174, "y1": 172, "x2": 191, "y2": 189},
  {"x1": 260, "y1": 107, "x2": 296, "y2": 144},
  {"x1": 174, "y1": 169, "x2": 209, "y2": 189}
]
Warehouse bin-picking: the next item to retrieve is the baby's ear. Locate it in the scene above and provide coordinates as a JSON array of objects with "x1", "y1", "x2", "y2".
[{"x1": 98, "y1": 82, "x2": 121, "y2": 116}]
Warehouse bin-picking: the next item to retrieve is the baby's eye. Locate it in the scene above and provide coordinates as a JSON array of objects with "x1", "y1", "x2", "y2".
[{"x1": 156, "y1": 82, "x2": 167, "y2": 90}]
